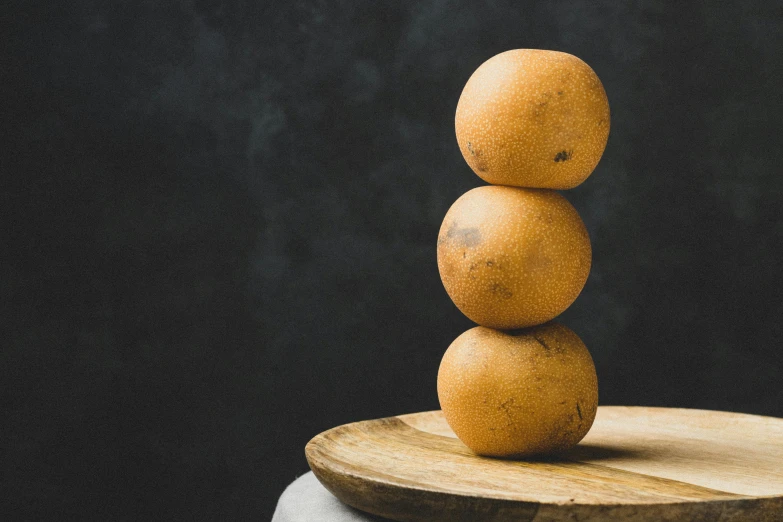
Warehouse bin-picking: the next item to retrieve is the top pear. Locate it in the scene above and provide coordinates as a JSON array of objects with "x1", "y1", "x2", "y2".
[{"x1": 455, "y1": 50, "x2": 610, "y2": 190}]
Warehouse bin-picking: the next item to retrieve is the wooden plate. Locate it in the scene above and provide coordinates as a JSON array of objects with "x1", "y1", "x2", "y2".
[{"x1": 305, "y1": 406, "x2": 783, "y2": 521}]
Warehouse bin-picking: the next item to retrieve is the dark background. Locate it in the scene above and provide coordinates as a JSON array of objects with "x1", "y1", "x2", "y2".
[{"x1": 4, "y1": 1, "x2": 783, "y2": 520}]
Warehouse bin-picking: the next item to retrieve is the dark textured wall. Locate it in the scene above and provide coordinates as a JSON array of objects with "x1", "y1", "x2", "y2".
[{"x1": 4, "y1": 1, "x2": 783, "y2": 519}]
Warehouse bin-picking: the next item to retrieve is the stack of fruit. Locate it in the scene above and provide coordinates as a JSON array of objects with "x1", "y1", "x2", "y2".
[{"x1": 436, "y1": 50, "x2": 610, "y2": 457}]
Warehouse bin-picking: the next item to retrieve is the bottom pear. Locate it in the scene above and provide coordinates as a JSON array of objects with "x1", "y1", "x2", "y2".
[{"x1": 437, "y1": 322, "x2": 598, "y2": 457}]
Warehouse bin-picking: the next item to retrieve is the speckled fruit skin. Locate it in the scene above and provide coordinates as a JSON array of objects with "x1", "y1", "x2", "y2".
[
  {"x1": 437, "y1": 323, "x2": 598, "y2": 457},
  {"x1": 437, "y1": 185, "x2": 591, "y2": 329},
  {"x1": 455, "y1": 49, "x2": 610, "y2": 189}
]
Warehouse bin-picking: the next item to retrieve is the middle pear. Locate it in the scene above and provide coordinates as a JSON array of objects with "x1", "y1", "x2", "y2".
[{"x1": 437, "y1": 185, "x2": 591, "y2": 329}]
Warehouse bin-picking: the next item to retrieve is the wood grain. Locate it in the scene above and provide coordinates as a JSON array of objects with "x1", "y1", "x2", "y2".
[{"x1": 305, "y1": 406, "x2": 783, "y2": 521}]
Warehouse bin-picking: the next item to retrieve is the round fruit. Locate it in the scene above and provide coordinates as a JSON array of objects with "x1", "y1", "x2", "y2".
[
  {"x1": 437, "y1": 185, "x2": 591, "y2": 329},
  {"x1": 455, "y1": 49, "x2": 610, "y2": 189},
  {"x1": 437, "y1": 323, "x2": 598, "y2": 457}
]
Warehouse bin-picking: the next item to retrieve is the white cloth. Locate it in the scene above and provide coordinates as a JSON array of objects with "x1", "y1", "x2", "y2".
[{"x1": 272, "y1": 471, "x2": 391, "y2": 521}]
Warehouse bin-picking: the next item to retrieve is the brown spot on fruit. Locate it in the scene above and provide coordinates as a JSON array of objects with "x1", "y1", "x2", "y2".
[
  {"x1": 440, "y1": 222, "x2": 482, "y2": 248},
  {"x1": 533, "y1": 335, "x2": 551, "y2": 351},
  {"x1": 489, "y1": 283, "x2": 513, "y2": 299}
]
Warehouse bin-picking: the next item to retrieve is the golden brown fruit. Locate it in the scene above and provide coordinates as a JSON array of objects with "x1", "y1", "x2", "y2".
[
  {"x1": 437, "y1": 185, "x2": 591, "y2": 329},
  {"x1": 437, "y1": 323, "x2": 598, "y2": 457},
  {"x1": 455, "y1": 49, "x2": 610, "y2": 189}
]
